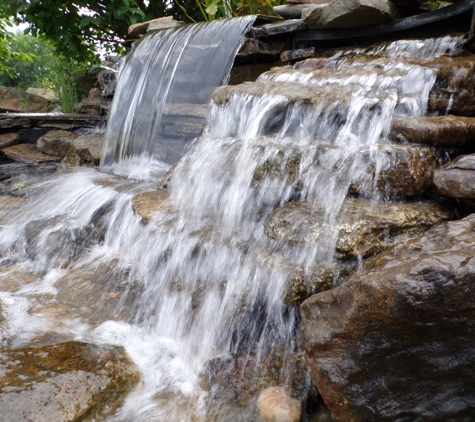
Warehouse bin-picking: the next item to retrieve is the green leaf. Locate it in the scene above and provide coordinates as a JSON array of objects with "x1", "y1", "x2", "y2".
[
  {"x1": 205, "y1": 1, "x2": 218, "y2": 16},
  {"x1": 79, "y1": 16, "x2": 92, "y2": 26}
]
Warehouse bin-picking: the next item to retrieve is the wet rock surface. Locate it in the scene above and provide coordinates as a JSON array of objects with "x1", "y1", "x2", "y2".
[
  {"x1": 390, "y1": 115, "x2": 475, "y2": 148},
  {"x1": 265, "y1": 197, "x2": 453, "y2": 260},
  {"x1": 55, "y1": 258, "x2": 142, "y2": 325},
  {"x1": 433, "y1": 153, "x2": 475, "y2": 199},
  {"x1": 36, "y1": 129, "x2": 79, "y2": 157},
  {"x1": 0, "y1": 341, "x2": 140, "y2": 422},
  {"x1": 131, "y1": 189, "x2": 173, "y2": 224},
  {"x1": 349, "y1": 143, "x2": 444, "y2": 197},
  {"x1": 300, "y1": 213, "x2": 475, "y2": 422},
  {"x1": 200, "y1": 345, "x2": 312, "y2": 421},
  {"x1": 252, "y1": 142, "x2": 443, "y2": 198}
]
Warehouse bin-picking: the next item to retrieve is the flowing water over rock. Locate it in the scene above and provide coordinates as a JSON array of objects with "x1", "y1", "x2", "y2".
[
  {"x1": 101, "y1": 17, "x2": 255, "y2": 179},
  {"x1": 0, "y1": 33, "x2": 466, "y2": 421}
]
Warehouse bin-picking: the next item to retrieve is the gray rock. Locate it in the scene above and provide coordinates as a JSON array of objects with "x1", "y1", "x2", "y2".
[
  {"x1": 301, "y1": 213, "x2": 475, "y2": 422},
  {"x1": 0, "y1": 341, "x2": 139, "y2": 422},
  {"x1": 147, "y1": 17, "x2": 183, "y2": 32},
  {"x1": 281, "y1": 48, "x2": 317, "y2": 62},
  {"x1": 37, "y1": 129, "x2": 79, "y2": 157},
  {"x1": 433, "y1": 154, "x2": 475, "y2": 200},
  {"x1": 273, "y1": 4, "x2": 316, "y2": 19},
  {"x1": 302, "y1": 0, "x2": 396, "y2": 29}
]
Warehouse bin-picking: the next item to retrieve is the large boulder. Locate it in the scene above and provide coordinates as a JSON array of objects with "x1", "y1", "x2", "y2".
[
  {"x1": 433, "y1": 154, "x2": 475, "y2": 200},
  {"x1": 0, "y1": 341, "x2": 139, "y2": 421},
  {"x1": 0, "y1": 86, "x2": 51, "y2": 113},
  {"x1": 302, "y1": 0, "x2": 396, "y2": 29},
  {"x1": 301, "y1": 214, "x2": 475, "y2": 422}
]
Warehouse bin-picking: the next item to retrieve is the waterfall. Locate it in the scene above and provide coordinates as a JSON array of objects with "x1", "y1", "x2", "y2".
[
  {"x1": 0, "y1": 33, "x2": 464, "y2": 421},
  {"x1": 100, "y1": 17, "x2": 255, "y2": 180}
]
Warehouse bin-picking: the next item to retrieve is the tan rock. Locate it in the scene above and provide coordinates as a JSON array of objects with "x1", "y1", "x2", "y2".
[
  {"x1": 131, "y1": 190, "x2": 172, "y2": 224},
  {"x1": 1, "y1": 144, "x2": 62, "y2": 165},
  {"x1": 0, "y1": 132, "x2": 21, "y2": 149},
  {"x1": 25, "y1": 87, "x2": 58, "y2": 102},
  {"x1": 390, "y1": 115, "x2": 475, "y2": 147},
  {"x1": 257, "y1": 386, "x2": 302, "y2": 422},
  {"x1": 0, "y1": 341, "x2": 140, "y2": 422},
  {"x1": 55, "y1": 258, "x2": 142, "y2": 325}
]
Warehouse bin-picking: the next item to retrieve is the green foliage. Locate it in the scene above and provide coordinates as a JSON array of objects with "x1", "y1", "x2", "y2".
[
  {"x1": 14, "y1": 182, "x2": 28, "y2": 198},
  {"x1": 42, "y1": 64, "x2": 81, "y2": 113},
  {"x1": 6, "y1": 0, "x2": 163, "y2": 63},
  {"x1": 0, "y1": 16, "x2": 34, "y2": 78},
  {"x1": 429, "y1": 0, "x2": 441, "y2": 11},
  {"x1": 5, "y1": 0, "x2": 284, "y2": 63},
  {"x1": 0, "y1": 31, "x2": 87, "y2": 113}
]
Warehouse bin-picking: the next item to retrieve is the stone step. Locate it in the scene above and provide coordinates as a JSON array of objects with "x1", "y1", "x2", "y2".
[
  {"x1": 251, "y1": 142, "x2": 443, "y2": 198},
  {"x1": 292, "y1": 54, "x2": 475, "y2": 116},
  {"x1": 390, "y1": 115, "x2": 475, "y2": 148}
]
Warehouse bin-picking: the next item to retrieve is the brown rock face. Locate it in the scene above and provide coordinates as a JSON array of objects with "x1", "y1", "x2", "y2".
[
  {"x1": 265, "y1": 197, "x2": 453, "y2": 260},
  {"x1": 300, "y1": 214, "x2": 475, "y2": 422},
  {"x1": 0, "y1": 86, "x2": 51, "y2": 113},
  {"x1": 0, "y1": 341, "x2": 140, "y2": 422},
  {"x1": 433, "y1": 154, "x2": 475, "y2": 200},
  {"x1": 390, "y1": 115, "x2": 475, "y2": 148},
  {"x1": 0, "y1": 133, "x2": 21, "y2": 149},
  {"x1": 37, "y1": 129, "x2": 79, "y2": 157},
  {"x1": 1, "y1": 144, "x2": 62, "y2": 165}
]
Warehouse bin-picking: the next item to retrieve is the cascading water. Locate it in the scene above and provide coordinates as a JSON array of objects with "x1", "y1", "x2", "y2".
[
  {"x1": 0, "y1": 32, "x2": 465, "y2": 421},
  {"x1": 101, "y1": 17, "x2": 255, "y2": 180}
]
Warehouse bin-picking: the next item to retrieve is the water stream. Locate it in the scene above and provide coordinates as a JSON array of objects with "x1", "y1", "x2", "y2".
[{"x1": 0, "y1": 29, "x2": 465, "y2": 421}]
